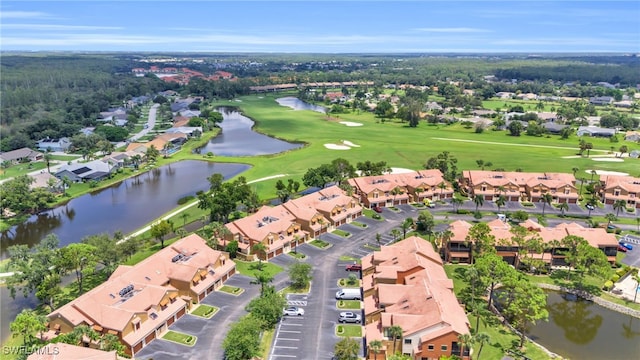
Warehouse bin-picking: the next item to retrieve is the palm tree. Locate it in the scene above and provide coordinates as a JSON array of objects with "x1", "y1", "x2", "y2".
[
  {"x1": 146, "y1": 145, "x2": 160, "y2": 162},
  {"x1": 43, "y1": 152, "x2": 53, "y2": 173},
  {"x1": 400, "y1": 218, "x2": 413, "y2": 239},
  {"x1": 541, "y1": 193, "x2": 553, "y2": 216},
  {"x1": 390, "y1": 228, "x2": 401, "y2": 242},
  {"x1": 390, "y1": 187, "x2": 403, "y2": 206},
  {"x1": 438, "y1": 182, "x2": 447, "y2": 200},
  {"x1": 495, "y1": 195, "x2": 506, "y2": 213},
  {"x1": 181, "y1": 212, "x2": 189, "y2": 227},
  {"x1": 558, "y1": 202, "x2": 569, "y2": 217},
  {"x1": 613, "y1": 199, "x2": 626, "y2": 216},
  {"x1": 252, "y1": 242, "x2": 268, "y2": 263},
  {"x1": 474, "y1": 332, "x2": 491, "y2": 359},
  {"x1": 473, "y1": 194, "x2": 484, "y2": 212},
  {"x1": 605, "y1": 213, "x2": 617, "y2": 228},
  {"x1": 375, "y1": 232, "x2": 382, "y2": 246},
  {"x1": 571, "y1": 167, "x2": 579, "y2": 176},
  {"x1": 250, "y1": 271, "x2": 274, "y2": 295},
  {"x1": 619, "y1": 145, "x2": 628, "y2": 158},
  {"x1": 369, "y1": 340, "x2": 383, "y2": 360},
  {"x1": 585, "y1": 142, "x2": 593, "y2": 158},
  {"x1": 452, "y1": 197, "x2": 464, "y2": 213},
  {"x1": 587, "y1": 197, "x2": 597, "y2": 217},
  {"x1": 387, "y1": 325, "x2": 403, "y2": 355},
  {"x1": 590, "y1": 169, "x2": 597, "y2": 183},
  {"x1": 458, "y1": 333, "x2": 473, "y2": 359}
]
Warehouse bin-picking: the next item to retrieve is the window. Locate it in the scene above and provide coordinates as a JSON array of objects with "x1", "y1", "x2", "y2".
[
  {"x1": 427, "y1": 344, "x2": 434, "y2": 351},
  {"x1": 614, "y1": 190, "x2": 621, "y2": 196},
  {"x1": 481, "y1": 186, "x2": 487, "y2": 192},
  {"x1": 441, "y1": 345, "x2": 448, "y2": 351},
  {"x1": 404, "y1": 339, "x2": 412, "y2": 344},
  {"x1": 564, "y1": 188, "x2": 570, "y2": 194}
]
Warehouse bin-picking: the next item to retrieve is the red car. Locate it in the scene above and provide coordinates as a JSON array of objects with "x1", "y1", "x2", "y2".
[
  {"x1": 373, "y1": 206, "x2": 383, "y2": 213},
  {"x1": 617, "y1": 245, "x2": 628, "y2": 252},
  {"x1": 346, "y1": 263, "x2": 362, "y2": 271}
]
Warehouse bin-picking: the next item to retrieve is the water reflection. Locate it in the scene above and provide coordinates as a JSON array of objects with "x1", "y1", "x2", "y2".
[
  {"x1": 275, "y1": 97, "x2": 327, "y2": 113},
  {"x1": 528, "y1": 290, "x2": 640, "y2": 359},
  {"x1": 196, "y1": 107, "x2": 303, "y2": 156},
  {"x1": 1, "y1": 161, "x2": 249, "y2": 258}
]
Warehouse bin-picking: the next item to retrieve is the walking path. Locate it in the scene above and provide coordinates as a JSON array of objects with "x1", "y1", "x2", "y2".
[{"x1": 430, "y1": 137, "x2": 610, "y2": 153}]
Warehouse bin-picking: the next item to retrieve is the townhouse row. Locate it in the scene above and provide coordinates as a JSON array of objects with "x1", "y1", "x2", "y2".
[
  {"x1": 44, "y1": 234, "x2": 235, "y2": 357},
  {"x1": 445, "y1": 219, "x2": 619, "y2": 266}
]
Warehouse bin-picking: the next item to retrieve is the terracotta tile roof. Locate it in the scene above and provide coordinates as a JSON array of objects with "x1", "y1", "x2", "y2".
[
  {"x1": 27, "y1": 343, "x2": 118, "y2": 360},
  {"x1": 49, "y1": 235, "x2": 233, "y2": 344},
  {"x1": 464, "y1": 170, "x2": 576, "y2": 190},
  {"x1": 364, "y1": 237, "x2": 469, "y2": 340},
  {"x1": 602, "y1": 175, "x2": 640, "y2": 193},
  {"x1": 349, "y1": 170, "x2": 451, "y2": 196},
  {"x1": 226, "y1": 205, "x2": 298, "y2": 242}
]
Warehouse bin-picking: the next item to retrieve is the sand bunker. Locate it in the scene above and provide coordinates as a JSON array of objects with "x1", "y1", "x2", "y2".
[
  {"x1": 324, "y1": 144, "x2": 351, "y2": 150},
  {"x1": 342, "y1": 140, "x2": 360, "y2": 147},
  {"x1": 592, "y1": 158, "x2": 624, "y2": 162},
  {"x1": 585, "y1": 170, "x2": 629, "y2": 176},
  {"x1": 339, "y1": 121, "x2": 363, "y2": 127}
]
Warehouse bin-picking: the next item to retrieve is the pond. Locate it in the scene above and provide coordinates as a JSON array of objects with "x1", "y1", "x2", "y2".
[
  {"x1": 196, "y1": 107, "x2": 303, "y2": 156},
  {"x1": 0, "y1": 160, "x2": 250, "y2": 258},
  {"x1": 275, "y1": 96, "x2": 327, "y2": 113},
  {"x1": 528, "y1": 290, "x2": 640, "y2": 359}
]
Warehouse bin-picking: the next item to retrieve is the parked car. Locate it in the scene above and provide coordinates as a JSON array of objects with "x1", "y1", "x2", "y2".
[
  {"x1": 619, "y1": 241, "x2": 633, "y2": 251},
  {"x1": 335, "y1": 288, "x2": 361, "y2": 300},
  {"x1": 373, "y1": 206, "x2": 383, "y2": 213},
  {"x1": 338, "y1": 311, "x2": 361, "y2": 324},
  {"x1": 345, "y1": 263, "x2": 362, "y2": 272},
  {"x1": 283, "y1": 306, "x2": 305, "y2": 316},
  {"x1": 585, "y1": 203, "x2": 595, "y2": 210},
  {"x1": 617, "y1": 245, "x2": 628, "y2": 252}
]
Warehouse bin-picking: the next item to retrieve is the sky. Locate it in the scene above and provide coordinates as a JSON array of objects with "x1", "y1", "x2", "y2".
[{"x1": 1, "y1": 1, "x2": 639, "y2": 53}]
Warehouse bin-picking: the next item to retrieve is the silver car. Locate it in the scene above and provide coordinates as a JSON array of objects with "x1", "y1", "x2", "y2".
[
  {"x1": 338, "y1": 311, "x2": 361, "y2": 323},
  {"x1": 283, "y1": 306, "x2": 305, "y2": 316}
]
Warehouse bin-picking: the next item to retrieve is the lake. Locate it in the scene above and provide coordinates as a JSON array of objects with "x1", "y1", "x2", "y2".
[
  {"x1": 275, "y1": 96, "x2": 327, "y2": 113},
  {"x1": 196, "y1": 107, "x2": 303, "y2": 156},
  {"x1": 529, "y1": 290, "x2": 640, "y2": 359},
  {"x1": 0, "y1": 161, "x2": 250, "y2": 258}
]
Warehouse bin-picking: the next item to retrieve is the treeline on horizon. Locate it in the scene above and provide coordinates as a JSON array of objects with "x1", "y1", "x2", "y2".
[{"x1": 1, "y1": 53, "x2": 638, "y2": 152}]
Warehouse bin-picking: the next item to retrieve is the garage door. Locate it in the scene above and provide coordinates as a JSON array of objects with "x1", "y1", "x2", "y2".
[
  {"x1": 176, "y1": 307, "x2": 186, "y2": 319},
  {"x1": 167, "y1": 316, "x2": 175, "y2": 326},
  {"x1": 276, "y1": 248, "x2": 283, "y2": 256},
  {"x1": 145, "y1": 332, "x2": 155, "y2": 344}
]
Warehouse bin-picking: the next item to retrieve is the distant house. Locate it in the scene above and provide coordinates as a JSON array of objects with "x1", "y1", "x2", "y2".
[
  {"x1": 625, "y1": 131, "x2": 640, "y2": 142},
  {"x1": 516, "y1": 93, "x2": 538, "y2": 100},
  {"x1": 36, "y1": 137, "x2": 71, "y2": 152},
  {"x1": 165, "y1": 127, "x2": 202, "y2": 137},
  {"x1": 178, "y1": 110, "x2": 201, "y2": 118},
  {"x1": 542, "y1": 122, "x2": 569, "y2": 134},
  {"x1": 425, "y1": 101, "x2": 443, "y2": 111},
  {"x1": 537, "y1": 112, "x2": 558, "y2": 122},
  {"x1": 495, "y1": 91, "x2": 514, "y2": 99},
  {"x1": 170, "y1": 102, "x2": 190, "y2": 112},
  {"x1": 0, "y1": 147, "x2": 43, "y2": 164},
  {"x1": 472, "y1": 109, "x2": 496, "y2": 117},
  {"x1": 28, "y1": 172, "x2": 63, "y2": 192},
  {"x1": 79, "y1": 127, "x2": 95, "y2": 136},
  {"x1": 613, "y1": 100, "x2": 633, "y2": 108},
  {"x1": 589, "y1": 96, "x2": 614, "y2": 106},
  {"x1": 577, "y1": 126, "x2": 616, "y2": 137},
  {"x1": 54, "y1": 160, "x2": 113, "y2": 182}
]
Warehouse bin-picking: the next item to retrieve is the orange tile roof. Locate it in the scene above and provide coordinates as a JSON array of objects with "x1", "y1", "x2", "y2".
[
  {"x1": 364, "y1": 237, "x2": 469, "y2": 340},
  {"x1": 225, "y1": 205, "x2": 298, "y2": 242},
  {"x1": 464, "y1": 170, "x2": 576, "y2": 190},
  {"x1": 602, "y1": 175, "x2": 640, "y2": 193},
  {"x1": 349, "y1": 170, "x2": 451, "y2": 195}
]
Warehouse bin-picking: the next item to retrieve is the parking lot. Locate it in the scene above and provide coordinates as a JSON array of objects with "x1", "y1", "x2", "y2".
[{"x1": 270, "y1": 293, "x2": 309, "y2": 359}]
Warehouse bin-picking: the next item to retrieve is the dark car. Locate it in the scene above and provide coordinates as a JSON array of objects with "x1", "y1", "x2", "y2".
[
  {"x1": 373, "y1": 206, "x2": 383, "y2": 213},
  {"x1": 617, "y1": 245, "x2": 628, "y2": 252},
  {"x1": 346, "y1": 263, "x2": 362, "y2": 272}
]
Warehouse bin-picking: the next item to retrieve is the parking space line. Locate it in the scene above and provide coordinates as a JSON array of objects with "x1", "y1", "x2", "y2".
[
  {"x1": 281, "y1": 323, "x2": 303, "y2": 326},
  {"x1": 273, "y1": 346, "x2": 298, "y2": 349},
  {"x1": 271, "y1": 355, "x2": 297, "y2": 358},
  {"x1": 279, "y1": 330, "x2": 302, "y2": 333},
  {"x1": 277, "y1": 338, "x2": 300, "y2": 341}
]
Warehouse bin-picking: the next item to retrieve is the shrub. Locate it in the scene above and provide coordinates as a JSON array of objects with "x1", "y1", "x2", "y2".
[
  {"x1": 611, "y1": 274, "x2": 620, "y2": 282},
  {"x1": 457, "y1": 209, "x2": 471, "y2": 215},
  {"x1": 177, "y1": 195, "x2": 195, "y2": 205},
  {"x1": 616, "y1": 268, "x2": 627, "y2": 277},
  {"x1": 603, "y1": 280, "x2": 614, "y2": 291},
  {"x1": 372, "y1": 214, "x2": 381, "y2": 220}
]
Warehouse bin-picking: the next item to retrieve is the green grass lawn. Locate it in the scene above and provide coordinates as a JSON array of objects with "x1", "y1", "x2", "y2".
[
  {"x1": 332, "y1": 229, "x2": 351, "y2": 237},
  {"x1": 338, "y1": 278, "x2": 361, "y2": 288},
  {"x1": 162, "y1": 330, "x2": 197, "y2": 346},
  {"x1": 337, "y1": 300, "x2": 361, "y2": 310},
  {"x1": 0, "y1": 162, "x2": 47, "y2": 180},
  {"x1": 260, "y1": 329, "x2": 275, "y2": 359},
  {"x1": 219, "y1": 285, "x2": 244, "y2": 295},
  {"x1": 287, "y1": 251, "x2": 307, "y2": 260},
  {"x1": 280, "y1": 283, "x2": 311, "y2": 295},
  {"x1": 310, "y1": 239, "x2": 331, "y2": 248},
  {"x1": 335, "y1": 324, "x2": 362, "y2": 337},
  {"x1": 349, "y1": 221, "x2": 367, "y2": 228},
  {"x1": 339, "y1": 256, "x2": 361, "y2": 263},
  {"x1": 49, "y1": 154, "x2": 81, "y2": 161},
  {"x1": 363, "y1": 243, "x2": 381, "y2": 251},
  {"x1": 234, "y1": 260, "x2": 283, "y2": 278},
  {"x1": 190, "y1": 304, "x2": 219, "y2": 319}
]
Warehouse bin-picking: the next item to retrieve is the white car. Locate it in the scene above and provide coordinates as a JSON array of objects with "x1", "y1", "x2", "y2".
[
  {"x1": 338, "y1": 311, "x2": 361, "y2": 323},
  {"x1": 283, "y1": 306, "x2": 305, "y2": 316}
]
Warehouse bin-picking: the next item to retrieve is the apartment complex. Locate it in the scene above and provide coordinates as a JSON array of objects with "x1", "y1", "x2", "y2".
[
  {"x1": 445, "y1": 219, "x2": 618, "y2": 265},
  {"x1": 599, "y1": 175, "x2": 640, "y2": 209},
  {"x1": 348, "y1": 170, "x2": 454, "y2": 209},
  {"x1": 221, "y1": 185, "x2": 362, "y2": 260},
  {"x1": 362, "y1": 237, "x2": 470, "y2": 360},
  {"x1": 461, "y1": 170, "x2": 579, "y2": 204},
  {"x1": 45, "y1": 234, "x2": 235, "y2": 356}
]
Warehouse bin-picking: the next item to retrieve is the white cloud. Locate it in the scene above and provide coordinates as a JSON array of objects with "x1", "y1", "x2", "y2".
[
  {"x1": 0, "y1": 11, "x2": 51, "y2": 19},
  {"x1": 414, "y1": 27, "x2": 491, "y2": 33},
  {"x1": 2, "y1": 24, "x2": 123, "y2": 31}
]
